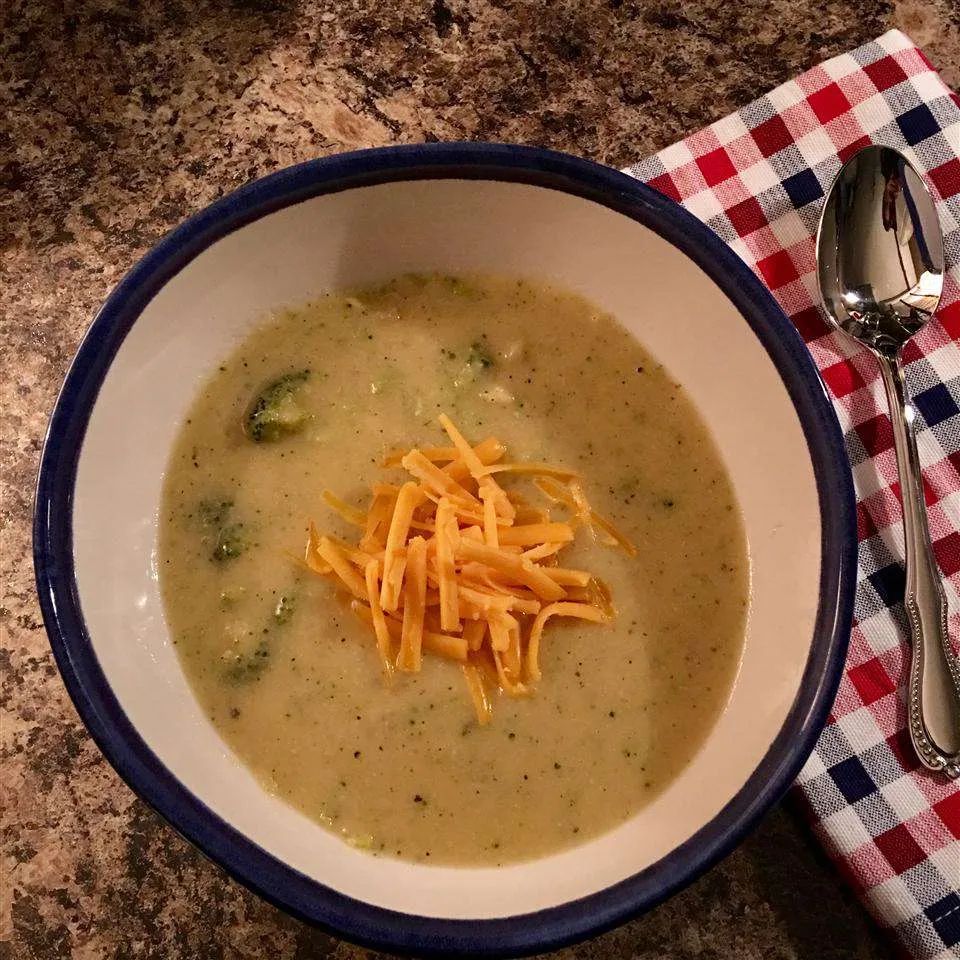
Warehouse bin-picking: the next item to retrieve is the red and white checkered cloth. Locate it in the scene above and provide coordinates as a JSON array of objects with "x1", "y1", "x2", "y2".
[{"x1": 627, "y1": 29, "x2": 960, "y2": 960}]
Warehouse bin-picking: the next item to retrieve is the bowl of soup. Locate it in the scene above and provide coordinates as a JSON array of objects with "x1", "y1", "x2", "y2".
[{"x1": 34, "y1": 143, "x2": 855, "y2": 956}]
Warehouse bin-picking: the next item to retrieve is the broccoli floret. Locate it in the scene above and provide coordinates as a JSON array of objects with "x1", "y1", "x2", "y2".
[
  {"x1": 222, "y1": 592, "x2": 296, "y2": 682},
  {"x1": 467, "y1": 341, "x2": 494, "y2": 370},
  {"x1": 197, "y1": 495, "x2": 247, "y2": 565},
  {"x1": 273, "y1": 593, "x2": 296, "y2": 625},
  {"x1": 211, "y1": 523, "x2": 247, "y2": 563},
  {"x1": 197, "y1": 497, "x2": 233, "y2": 527},
  {"x1": 223, "y1": 638, "x2": 271, "y2": 683},
  {"x1": 244, "y1": 370, "x2": 311, "y2": 442}
]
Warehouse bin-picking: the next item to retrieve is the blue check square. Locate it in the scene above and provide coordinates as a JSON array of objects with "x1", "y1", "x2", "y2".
[
  {"x1": 869, "y1": 562, "x2": 905, "y2": 608},
  {"x1": 828, "y1": 756, "x2": 877, "y2": 803},
  {"x1": 926, "y1": 894, "x2": 960, "y2": 947},
  {"x1": 913, "y1": 383, "x2": 959, "y2": 428},
  {"x1": 782, "y1": 169, "x2": 823, "y2": 208},
  {"x1": 897, "y1": 104, "x2": 940, "y2": 146}
]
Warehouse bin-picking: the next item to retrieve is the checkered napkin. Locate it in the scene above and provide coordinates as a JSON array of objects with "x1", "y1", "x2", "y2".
[{"x1": 626, "y1": 29, "x2": 960, "y2": 960}]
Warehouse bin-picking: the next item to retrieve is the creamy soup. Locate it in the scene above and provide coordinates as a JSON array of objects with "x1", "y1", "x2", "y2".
[{"x1": 159, "y1": 274, "x2": 748, "y2": 865}]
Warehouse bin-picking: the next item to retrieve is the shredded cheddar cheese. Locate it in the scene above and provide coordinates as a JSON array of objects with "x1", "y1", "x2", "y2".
[{"x1": 305, "y1": 414, "x2": 635, "y2": 724}]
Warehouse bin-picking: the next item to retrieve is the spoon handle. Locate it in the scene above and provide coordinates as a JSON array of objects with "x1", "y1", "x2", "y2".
[{"x1": 879, "y1": 354, "x2": 960, "y2": 778}]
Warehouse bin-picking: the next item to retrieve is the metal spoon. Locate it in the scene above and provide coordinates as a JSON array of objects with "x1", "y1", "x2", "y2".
[{"x1": 817, "y1": 145, "x2": 960, "y2": 778}]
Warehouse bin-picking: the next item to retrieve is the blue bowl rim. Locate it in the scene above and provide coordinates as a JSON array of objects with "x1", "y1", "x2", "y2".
[{"x1": 33, "y1": 142, "x2": 855, "y2": 958}]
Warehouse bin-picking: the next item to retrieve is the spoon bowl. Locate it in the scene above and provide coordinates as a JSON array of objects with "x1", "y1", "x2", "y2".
[{"x1": 818, "y1": 145, "x2": 944, "y2": 357}]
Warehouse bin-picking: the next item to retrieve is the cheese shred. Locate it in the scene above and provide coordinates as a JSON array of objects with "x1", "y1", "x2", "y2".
[{"x1": 304, "y1": 414, "x2": 628, "y2": 724}]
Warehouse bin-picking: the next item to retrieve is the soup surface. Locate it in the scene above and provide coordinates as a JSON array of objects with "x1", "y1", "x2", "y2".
[{"x1": 160, "y1": 274, "x2": 748, "y2": 865}]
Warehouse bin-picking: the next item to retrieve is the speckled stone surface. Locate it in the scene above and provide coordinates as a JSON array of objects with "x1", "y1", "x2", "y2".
[{"x1": 4, "y1": 1, "x2": 960, "y2": 957}]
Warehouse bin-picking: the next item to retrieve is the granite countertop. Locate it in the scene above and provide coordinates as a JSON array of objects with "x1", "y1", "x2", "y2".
[{"x1": 4, "y1": 0, "x2": 960, "y2": 957}]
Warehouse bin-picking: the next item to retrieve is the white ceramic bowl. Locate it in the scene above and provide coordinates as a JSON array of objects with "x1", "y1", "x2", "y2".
[{"x1": 35, "y1": 144, "x2": 855, "y2": 956}]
